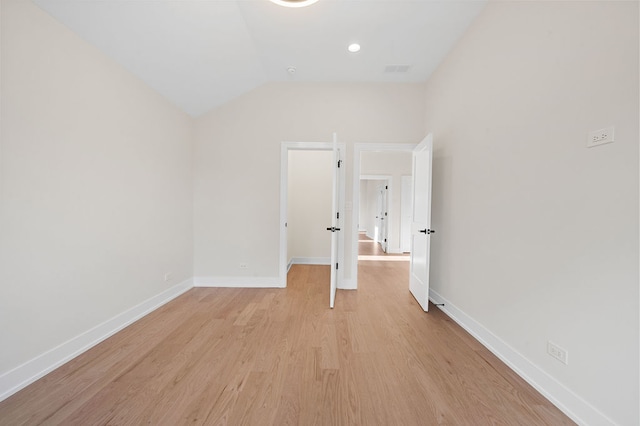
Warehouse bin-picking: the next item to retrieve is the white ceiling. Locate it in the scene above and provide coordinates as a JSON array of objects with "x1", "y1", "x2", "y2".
[{"x1": 33, "y1": 0, "x2": 486, "y2": 117}]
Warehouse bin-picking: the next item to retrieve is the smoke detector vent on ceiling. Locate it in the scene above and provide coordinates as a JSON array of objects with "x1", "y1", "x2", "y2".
[{"x1": 384, "y1": 64, "x2": 411, "y2": 73}]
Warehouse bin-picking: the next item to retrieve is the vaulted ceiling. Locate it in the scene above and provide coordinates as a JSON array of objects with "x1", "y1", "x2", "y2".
[{"x1": 33, "y1": 0, "x2": 486, "y2": 117}]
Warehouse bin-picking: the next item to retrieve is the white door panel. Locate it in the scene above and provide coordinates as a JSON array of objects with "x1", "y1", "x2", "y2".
[
  {"x1": 409, "y1": 134, "x2": 433, "y2": 312},
  {"x1": 329, "y1": 133, "x2": 342, "y2": 308},
  {"x1": 377, "y1": 184, "x2": 388, "y2": 253}
]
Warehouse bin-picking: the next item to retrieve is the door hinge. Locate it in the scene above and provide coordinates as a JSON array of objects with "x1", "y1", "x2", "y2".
[
  {"x1": 385, "y1": 185, "x2": 388, "y2": 190},
  {"x1": 385, "y1": 212, "x2": 387, "y2": 216},
  {"x1": 384, "y1": 238, "x2": 387, "y2": 242},
  {"x1": 337, "y1": 160, "x2": 342, "y2": 168},
  {"x1": 336, "y1": 212, "x2": 339, "y2": 219},
  {"x1": 336, "y1": 262, "x2": 339, "y2": 270}
]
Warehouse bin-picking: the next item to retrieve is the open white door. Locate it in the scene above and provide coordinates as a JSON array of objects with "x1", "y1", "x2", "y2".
[
  {"x1": 409, "y1": 134, "x2": 434, "y2": 311},
  {"x1": 377, "y1": 184, "x2": 388, "y2": 253},
  {"x1": 328, "y1": 133, "x2": 342, "y2": 308}
]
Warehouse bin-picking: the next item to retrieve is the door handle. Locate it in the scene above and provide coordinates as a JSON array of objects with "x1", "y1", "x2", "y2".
[
  {"x1": 326, "y1": 227, "x2": 341, "y2": 232},
  {"x1": 420, "y1": 229, "x2": 435, "y2": 234}
]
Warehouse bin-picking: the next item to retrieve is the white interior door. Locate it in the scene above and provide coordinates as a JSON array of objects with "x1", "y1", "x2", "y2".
[
  {"x1": 377, "y1": 184, "x2": 388, "y2": 252},
  {"x1": 329, "y1": 133, "x2": 342, "y2": 308},
  {"x1": 409, "y1": 134, "x2": 434, "y2": 311}
]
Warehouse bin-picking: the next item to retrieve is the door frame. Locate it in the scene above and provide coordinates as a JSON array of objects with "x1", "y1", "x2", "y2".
[
  {"x1": 351, "y1": 143, "x2": 417, "y2": 289},
  {"x1": 400, "y1": 175, "x2": 412, "y2": 253},
  {"x1": 279, "y1": 141, "x2": 346, "y2": 287}
]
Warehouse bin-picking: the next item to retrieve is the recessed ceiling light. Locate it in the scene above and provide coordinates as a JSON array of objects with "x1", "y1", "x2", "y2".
[
  {"x1": 269, "y1": 0, "x2": 320, "y2": 8},
  {"x1": 348, "y1": 43, "x2": 361, "y2": 53}
]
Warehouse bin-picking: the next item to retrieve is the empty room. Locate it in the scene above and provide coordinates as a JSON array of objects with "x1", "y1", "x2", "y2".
[{"x1": 0, "y1": 0, "x2": 638, "y2": 425}]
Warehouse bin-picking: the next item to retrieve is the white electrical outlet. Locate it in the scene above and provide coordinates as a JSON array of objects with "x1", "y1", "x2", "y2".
[
  {"x1": 587, "y1": 126, "x2": 615, "y2": 148},
  {"x1": 164, "y1": 273, "x2": 172, "y2": 282},
  {"x1": 547, "y1": 341, "x2": 568, "y2": 365},
  {"x1": 239, "y1": 263, "x2": 248, "y2": 269}
]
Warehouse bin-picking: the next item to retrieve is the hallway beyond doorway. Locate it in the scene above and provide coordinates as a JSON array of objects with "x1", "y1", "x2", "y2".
[{"x1": 358, "y1": 232, "x2": 409, "y2": 262}]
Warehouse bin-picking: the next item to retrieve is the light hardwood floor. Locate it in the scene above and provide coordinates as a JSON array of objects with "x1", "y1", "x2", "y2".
[
  {"x1": 357, "y1": 232, "x2": 408, "y2": 257},
  {"x1": 0, "y1": 261, "x2": 574, "y2": 425}
]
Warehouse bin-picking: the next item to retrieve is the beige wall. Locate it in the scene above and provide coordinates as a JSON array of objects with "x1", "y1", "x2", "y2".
[
  {"x1": 424, "y1": 1, "x2": 638, "y2": 424},
  {"x1": 287, "y1": 150, "x2": 332, "y2": 263},
  {"x1": 0, "y1": 0, "x2": 194, "y2": 375},
  {"x1": 194, "y1": 82, "x2": 426, "y2": 283}
]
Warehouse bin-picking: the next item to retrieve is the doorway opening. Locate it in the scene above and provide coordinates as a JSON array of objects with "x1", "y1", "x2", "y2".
[
  {"x1": 279, "y1": 141, "x2": 345, "y2": 306},
  {"x1": 359, "y1": 176, "x2": 391, "y2": 254},
  {"x1": 351, "y1": 144, "x2": 416, "y2": 289},
  {"x1": 287, "y1": 150, "x2": 333, "y2": 270}
]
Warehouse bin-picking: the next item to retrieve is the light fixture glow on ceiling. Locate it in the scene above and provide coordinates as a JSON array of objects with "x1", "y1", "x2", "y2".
[
  {"x1": 348, "y1": 43, "x2": 361, "y2": 53},
  {"x1": 269, "y1": 0, "x2": 320, "y2": 8}
]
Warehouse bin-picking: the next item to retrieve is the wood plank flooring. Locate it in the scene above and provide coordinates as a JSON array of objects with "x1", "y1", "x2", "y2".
[
  {"x1": 357, "y1": 232, "x2": 407, "y2": 257},
  {"x1": 0, "y1": 261, "x2": 574, "y2": 425}
]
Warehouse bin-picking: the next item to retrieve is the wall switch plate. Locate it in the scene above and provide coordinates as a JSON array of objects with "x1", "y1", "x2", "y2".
[
  {"x1": 587, "y1": 126, "x2": 615, "y2": 148},
  {"x1": 547, "y1": 341, "x2": 568, "y2": 365}
]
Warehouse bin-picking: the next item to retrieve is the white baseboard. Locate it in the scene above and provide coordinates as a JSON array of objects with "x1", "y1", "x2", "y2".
[
  {"x1": 0, "y1": 278, "x2": 193, "y2": 403},
  {"x1": 428, "y1": 289, "x2": 616, "y2": 426},
  {"x1": 289, "y1": 257, "x2": 331, "y2": 266},
  {"x1": 338, "y1": 278, "x2": 356, "y2": 290},
  {"x1": 194, "y1": 276, "x2": 285, "y2": 288},
  {"x1": 288, "y1": 257, "x2": 330, "y2": 273}
]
